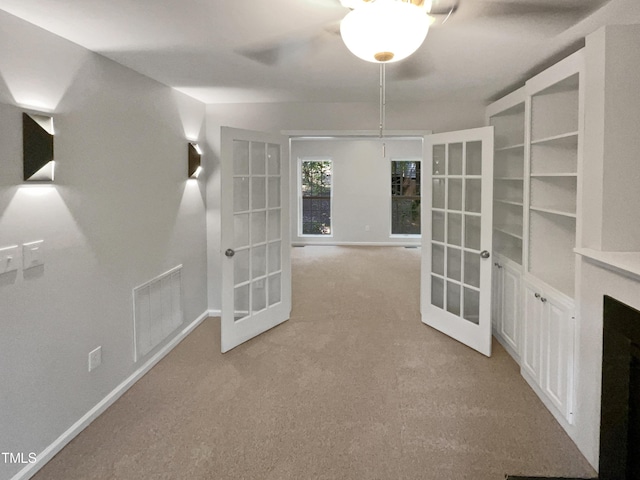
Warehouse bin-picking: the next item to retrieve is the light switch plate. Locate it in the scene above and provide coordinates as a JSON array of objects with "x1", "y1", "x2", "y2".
[
  {"x1": 0, "y1": 245, "x2": 19, "y2": 274},
  {"x1": 23, "y1": 240, "x2": 44, "y2": 270}
]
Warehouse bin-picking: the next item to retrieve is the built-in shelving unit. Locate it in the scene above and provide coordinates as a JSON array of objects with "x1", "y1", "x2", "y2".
[
  {"x1": 488, "y1": 89, "x2": 525, "y2": 267},
  {"x1": 527, "y1": 68, "x2": 581, "y2": 298},
  {"x1": 486, "y1": 50, "x2": 584, "y2": 430}
]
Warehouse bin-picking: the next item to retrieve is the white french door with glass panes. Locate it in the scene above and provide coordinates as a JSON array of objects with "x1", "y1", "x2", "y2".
[
  {"x1": 220, "y1": 127, "x2": 291, "y2": 353},
  {"x1": 421, "y1": 127, "x2": 494, "y2": 357}
]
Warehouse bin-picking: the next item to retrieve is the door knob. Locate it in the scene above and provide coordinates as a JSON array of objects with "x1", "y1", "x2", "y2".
[
  {"x1": 480, "y1": 250, "x2": 490, "y2": 259},
  {"x1": 225, "y1": 248, "x2": 235, "y2": 258}
]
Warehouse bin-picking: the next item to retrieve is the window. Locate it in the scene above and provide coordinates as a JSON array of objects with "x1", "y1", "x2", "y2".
[
  {"x1": 300, "y1": 159, "x2": 332, "y2": 235},
  {"x1": 391, "y1": 160, "x2": 421, "y2": 235}
]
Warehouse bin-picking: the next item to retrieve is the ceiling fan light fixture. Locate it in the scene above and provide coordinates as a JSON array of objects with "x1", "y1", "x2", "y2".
[{"x1": 340, "y1": 0, "x2": 432, "y2": 63}]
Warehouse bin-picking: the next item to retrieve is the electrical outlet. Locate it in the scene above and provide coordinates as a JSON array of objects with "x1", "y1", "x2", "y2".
[
  {"x1": 0, "y1": 245, "x2": 19, "y2": 274},
  {"x1": 88, "y1": 346, "x2": 102, "y2": 372},
  {"x1": 23, "y1": 240, "x2": 44, "y2": 270}
]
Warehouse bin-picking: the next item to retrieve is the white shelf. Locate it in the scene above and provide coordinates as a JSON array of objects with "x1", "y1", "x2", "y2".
[
  {"x1": 530, "y1": 173, "x2": 577, "y2": 178},
  {"x1": 496, "y1": 199, "x2": 524, "y2": 207},
  {"x1": 494, "y1": 226, "x2": 524, "y2": 240},
  {"x1": 496, "y1": 143, "x2": 525, "y2": 152},
  {"x1": 531, "y1": 131, "x2": 579, "y2": 146},
  {"x1": 530, "y1": 206, "x2": 577, "y2": 218}
]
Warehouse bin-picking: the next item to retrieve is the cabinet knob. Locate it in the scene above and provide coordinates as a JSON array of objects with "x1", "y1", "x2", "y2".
[
  {"x1": 534, "y1": 293, "x2": 541, "y2": 298},
  {"x1": 541, "y1": 297, "x2": 547, "y2": 303},
  {"x1": 225, "y1": 248, "x2": 235, "y2": 258},
  {"x1": 481, "y1": 250, "x2": 491, "y2": 259}
]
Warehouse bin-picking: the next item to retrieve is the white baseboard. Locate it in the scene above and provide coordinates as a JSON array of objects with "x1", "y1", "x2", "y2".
[
  {"x1": 208, "y1": 309, "x2": 221, "y2": 317},
  {"x1": 292, "y1": 241, "x2": 421, "y2": 247},
  {"x1": 11, "y1": 310, "x2": 210, "y2": 480}
]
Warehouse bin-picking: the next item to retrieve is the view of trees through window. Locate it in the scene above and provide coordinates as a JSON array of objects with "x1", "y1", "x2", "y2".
[
  {"x1": 391, "y1": 160, "x2": 421, "y2": 235},
  {"x1": 301, "y1": 160, "x2": 332, "y2": 235}
]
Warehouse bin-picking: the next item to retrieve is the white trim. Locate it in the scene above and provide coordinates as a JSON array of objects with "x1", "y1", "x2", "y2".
[
  {"x1": 10, "y1": 310, "x2": 210, "y2": 480},
  {"x1": 298, "y1": 157, "x2": 333, "y2": 238},
  {"x1": 292, "y1": 241, "x2": 421, "y2": 247},
  {"x1": 389, "y1": 157, "x2": 422, "y2": 237},
  {"x1": 283, "y1": 130, "x2": 432, "y2": 138},
  {"x1": 208, "y1": 309, "x2": 222, "y2": 317}
]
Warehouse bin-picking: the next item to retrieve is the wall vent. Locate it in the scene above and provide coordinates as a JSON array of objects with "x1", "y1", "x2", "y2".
[{"x1": 133, "y1": 265, "x2": 184, "y2": 362}]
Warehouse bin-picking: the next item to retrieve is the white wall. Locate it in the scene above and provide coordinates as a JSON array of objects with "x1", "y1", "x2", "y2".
[
  {"x1": 290, "y1": 137, "x2": 423, "y2": 245},
  {"x1": 0, "y1": 11, "x2": 208, "y2": 480},
  {"x1": 205, "y1": 100, "x2": 485, "y2": 309}
]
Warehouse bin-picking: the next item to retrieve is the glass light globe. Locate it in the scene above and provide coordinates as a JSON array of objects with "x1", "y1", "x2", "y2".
[{"x1": 340, "y1": 0, "x2": 431, "y2": 63}]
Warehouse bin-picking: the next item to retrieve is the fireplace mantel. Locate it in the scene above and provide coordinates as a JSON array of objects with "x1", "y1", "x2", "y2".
[{"x1": 575, "y1": 248, "x2": 640, "y2": 282}]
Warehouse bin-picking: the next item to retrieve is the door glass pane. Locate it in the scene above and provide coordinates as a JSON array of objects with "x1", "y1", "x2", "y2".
[
  {"x1": 268, "y1": 241, "x2": 281, "y2": 274},
  {"x1": 268, "y1": 209, "x2": 281, "y2": 241},
  {"x1": 447, "y1": 247, "x2": 461, "y2": 281},
  {"x1": 448, "y1": 179, "x2": 463, "y2": 211},
  {"x1": 431, "y1": 276, "x2": 444, "y2": 309},
  {"x1": 233, "y1": 140, "x2": 250, "y2": 175},
  {"x1": 269, "y1": 273, "x2": 281, "y2": 306},
  {"x1": 464, "y1": 250, "x2": 480, "y2": 288},
  {"x1": 252, "y1": 211, "x2": 266, "y2": 244},
  {"x1": 267, "y1": 144, "x2": 280, "y2": 175},
  {"x1": 252, "y1": 278, "x2": 267, "y2": 312},
  {"x1": 251, "y1": 142, "x2": 266, "y2": 175},
  {"x1": 446, "y1": 282, "x2": 461, "y2": 316},
  {"x1": 432, "y1": 211, "x2": 445, "y2": 242},
  {"x1": 432, "y1": 145, "x2": 445, "y2": 175},
  {"x1": 466, "y1": 141, "x2": 482, "y2": 176},
  {"x1": 234, "y1": 248, "x2": 250, "y2": 285},
  {"x1": 448, "y1": 143, "x2": 463, "y2": 175},
  {"x1": 252, "y1": 244, "x2": 267, "y2": 278},
  {"x1": 466, "y1": 179, "x2": 482, "y2": 213},
  {"x1": 432, "y1": 179, "x2": 445, "y2": 209},
  {"x1": 234, "y1": 284, "x2": 249, "y2": 322},
  {"x1": 432, "y1": 243, "x2": 445, "y2": 276},
  {"x1": 234, "y1": 213, "x2": 250, "y2": 248},
  {"x1": 234, "y1": 177, "x2": 249, "y2": 212},
  {"x1": 252, "y1": 177, "x2": 266, "y2": 210},
  {"x1": 269, "y1": 177, "x2": 281, "y2": 208},
  {"x1": 447, "y1": 213, "x2": 462, "y2": 246},
  {"x1": 463, "y1": 288, "x2": 480, "y2": 324},
  {"x1": 464, "y1": 215, "x2": 481, "y2": 251}
]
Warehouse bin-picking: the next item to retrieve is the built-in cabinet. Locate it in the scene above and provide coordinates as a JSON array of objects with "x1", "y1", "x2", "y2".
[
  {"x1": 492, "y1": 254, "x2": 520, "y2": 360},
  {"x1": 521, "y1": 277, "x2": 575, "y2": 422},
  {"x1": 487, "y1": 50, "x2": 583, "y2": 427}
]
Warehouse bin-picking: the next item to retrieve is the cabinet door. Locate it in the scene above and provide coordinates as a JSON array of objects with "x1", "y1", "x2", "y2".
[
  {"x1": 521, "y1": 279, "x2": 543, "y2": 381},
  {"x1": 541, "y1": 294, "x2": 574, "y2": 421},
  {"x1": 500, "y1": 262, "x2": 520, "y2": 353},
  {"x1": 492, "y1": 260, "x2": 503, "y2": 331}
]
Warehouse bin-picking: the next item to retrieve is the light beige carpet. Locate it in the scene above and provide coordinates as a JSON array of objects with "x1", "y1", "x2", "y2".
[{"x1": 33, "y1": 246, "x2": 596, "y2": 480}]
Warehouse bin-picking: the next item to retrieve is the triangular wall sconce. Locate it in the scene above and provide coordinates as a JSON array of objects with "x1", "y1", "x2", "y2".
[
  {"x1": 23, "y1": 112, "x2": 55, "y2": 182},
  {"x1": 188, "y1": 142, "x2": 203, "y2": 179}
]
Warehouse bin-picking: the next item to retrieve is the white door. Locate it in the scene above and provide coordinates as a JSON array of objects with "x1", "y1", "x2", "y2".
[
  {"x1": 220, "y1": 127, "x2": 291, "y2": 353},
  {"x1": 421, "y1": 127, "x2": 494, "y2": 356},
  {"x1": 500, "y1": 261, "x2": 521, "y2": 353},
  {"x1": 521, "y1": 278, "x2": 543, "y2": 380}
]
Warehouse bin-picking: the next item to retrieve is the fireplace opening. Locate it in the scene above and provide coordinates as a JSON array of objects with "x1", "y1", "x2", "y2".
[{"x1": 600, "y1": 295, "x2": 640, "y2": 480}]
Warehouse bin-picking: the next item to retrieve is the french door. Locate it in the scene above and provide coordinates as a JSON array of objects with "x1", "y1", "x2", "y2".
[
  {"x1": 421, "y1": 127, "x2": 494, "y2": 356},
  {"x1": 220, "y1": 127, "x2": 291, "y2": 353}
]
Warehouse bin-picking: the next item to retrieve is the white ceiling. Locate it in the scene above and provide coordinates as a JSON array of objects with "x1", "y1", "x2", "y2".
[{"x1": 1, "y1": 0, "x2": 639, "y2": 105}]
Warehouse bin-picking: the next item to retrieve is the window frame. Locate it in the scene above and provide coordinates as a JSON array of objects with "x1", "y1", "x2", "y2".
[
  {"x1": 389, "y1": 158, "x2": 422, "y2": 238},
  {"x1": 298, "y1": 157, "x2": 334, "y2": 237}
]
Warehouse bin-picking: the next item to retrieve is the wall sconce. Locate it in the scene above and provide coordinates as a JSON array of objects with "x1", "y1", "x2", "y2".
[
  {"x1": 23, "y1": 112, "x2": 55, "y2": 182},
  {"x1": 188, "y1": 142, "x2": 202, "y2": 179}
]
